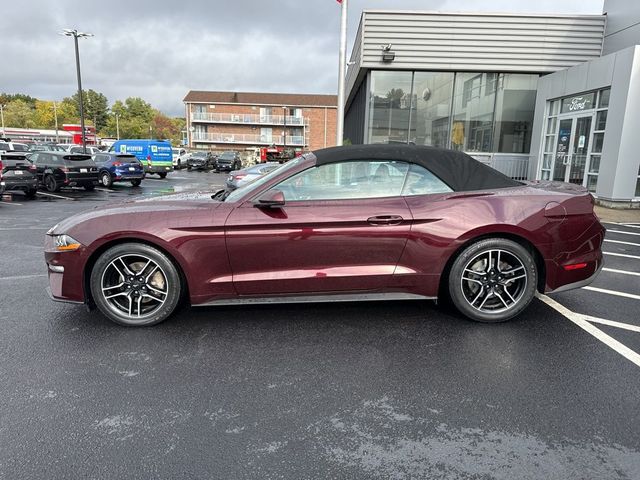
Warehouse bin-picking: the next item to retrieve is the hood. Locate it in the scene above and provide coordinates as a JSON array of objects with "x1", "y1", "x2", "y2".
[{"x1": 49, "y1": 191, "x2": 221, "y2": 235}]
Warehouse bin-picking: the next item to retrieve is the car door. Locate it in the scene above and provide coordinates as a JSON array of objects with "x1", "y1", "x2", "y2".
[{"x1": 224, "y1": 159, "x2": 413, "y2": 295}]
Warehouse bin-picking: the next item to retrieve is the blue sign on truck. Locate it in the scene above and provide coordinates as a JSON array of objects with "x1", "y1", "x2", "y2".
[{"x1": 110, "y1": 139, "x2": 173, "y2": 177}]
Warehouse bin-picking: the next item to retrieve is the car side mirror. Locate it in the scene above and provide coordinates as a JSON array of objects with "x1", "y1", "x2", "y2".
[{"x1": 255, "y1": 189, "x2": 285, "y2": 208}]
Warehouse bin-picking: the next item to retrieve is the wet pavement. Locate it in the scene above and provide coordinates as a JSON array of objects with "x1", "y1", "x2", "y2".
[{"x1": 1, "y1": 170, "x2": 639, "y2": 479}]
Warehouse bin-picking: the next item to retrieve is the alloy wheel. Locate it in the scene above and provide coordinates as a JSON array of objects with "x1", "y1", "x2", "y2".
[
  {"x1": 100, "y1": 254, "x2": 169, "y2": 320},
  {"x1": 459, "y1": 249, "x2": 528, "y2": 314}
]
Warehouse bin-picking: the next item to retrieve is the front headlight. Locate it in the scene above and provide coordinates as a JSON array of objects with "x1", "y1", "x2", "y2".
[{"x1": 53, "y1": 234, "x2": 82, "y2": 252}]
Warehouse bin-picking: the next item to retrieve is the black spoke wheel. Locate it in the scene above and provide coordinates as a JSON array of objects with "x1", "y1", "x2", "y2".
[
  {"x1": 131, "y1": 179, "x2": 142, "y2": 187},
  {"x1": 90, "y1": 243, "x2": 182, "y2": 326},
  {"x1": 448, "y1": 238, "x2": 537, "y2": 323},
  {"x1": 44, "y1": 175, "x2": 59, "y2": 192}
]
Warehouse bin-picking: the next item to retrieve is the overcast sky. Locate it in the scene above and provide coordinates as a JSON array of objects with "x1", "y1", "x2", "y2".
[{"x1": 2, "y1": 0, "x2": 604, "y2": 116}]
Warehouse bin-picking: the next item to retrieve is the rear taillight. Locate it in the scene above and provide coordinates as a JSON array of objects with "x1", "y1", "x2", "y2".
[
  {"x1": 29, "y1": 164, "x2": 36, "y2": 172},
  {"x1": 113, "y1": 162, "x2": 122, "y2": 167},
  {"x1": 61, "y1": 167, "x2": 69, "y2": 173},
  {"x1": 234, "y1": 174, "x2": 247, "y2": 180}
]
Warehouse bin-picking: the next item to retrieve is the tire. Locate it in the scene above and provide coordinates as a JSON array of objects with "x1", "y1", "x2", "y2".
[
  {"x1": 26, "y1": 189, "x2": 37, "y2": 199},
  {"x1": 158, "y1": 172, "x2": 167, "y2": 179},
  {"x1": 84, "y1": 185, "x2": 95, "y2": 191},
  {"x1": 447, "y1": 238, "x2": 537, "y2": 323},
  {"x1": 100, "y1": 171, "x2": 113, "y2": 188},
  {"x1": 176, "y1": 160, "x2": 181, "y2": 170},
  {"x1": 90, "y1": 243, "x2": 182, "y2": 327},
  {"x1": 187, "y1": 166, "x2": 192, "y2": 171},
  {"x1": 44, "y1": 174, "x2": 60, "y2": 192},
  {"x1": 131, "y1": 179, "x2": 142, "y2": 187}
]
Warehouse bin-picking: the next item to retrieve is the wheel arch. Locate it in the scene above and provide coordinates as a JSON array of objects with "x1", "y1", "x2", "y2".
[
  {"x1": 438, "y1": 230, "x2": 546, "y2": 299},
  {"x1": 83, "y1": 236, "x2": 190, "y2": 309}
]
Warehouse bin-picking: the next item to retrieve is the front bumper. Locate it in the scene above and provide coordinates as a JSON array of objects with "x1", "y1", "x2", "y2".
[
  {"x1": 44, "y1": 235, "x2": 88, "y2": 304},
  {"x1": 215, "y1": 163, "x2": 233, "y2": 171}
]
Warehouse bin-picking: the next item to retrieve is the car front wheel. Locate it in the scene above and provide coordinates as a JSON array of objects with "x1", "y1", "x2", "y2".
[
  {"x1": 448, "y1": 238, "x2": 537, "y2": 323},
  {"x1": 90, "y1": 243, "x2": 182, "y2": 326},
  {"x1": 131, "y1": 179, "x2": 142, "y2": 187},
  {"x1": 158, "y1": 173, "x2": 167, "y2": 179}
]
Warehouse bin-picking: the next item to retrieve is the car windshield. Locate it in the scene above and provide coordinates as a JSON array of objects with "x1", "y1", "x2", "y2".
[
  {"x1": 193, "y1": 152, "x2": 207, "y2": 158},
  {"x1": 224, "y1": 156, "x2": 305, "y2": 202},
  {"x1": 219, "y1": 153, "x2": 235, "y2": 160}
]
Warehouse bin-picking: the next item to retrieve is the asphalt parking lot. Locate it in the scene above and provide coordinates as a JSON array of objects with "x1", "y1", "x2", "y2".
[{"x1": 1, "y1": 171, "x2": 639, "y2": 479}]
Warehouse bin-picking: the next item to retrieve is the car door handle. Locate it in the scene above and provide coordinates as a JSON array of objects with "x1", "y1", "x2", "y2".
[{"x1": 367, "y1": 215, "x2": 404, "y2": 226}]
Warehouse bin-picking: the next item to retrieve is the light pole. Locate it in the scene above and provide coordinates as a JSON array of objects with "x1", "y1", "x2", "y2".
[
  {"x1": 115, "y1": 113, "x2": 120, "y2": 140},
  {"x1": 61, "y1": 29, "x2": 93, "y2": 153},
  {"x1": 336, "y1": 0, "x2": 348, "y2": 146}
]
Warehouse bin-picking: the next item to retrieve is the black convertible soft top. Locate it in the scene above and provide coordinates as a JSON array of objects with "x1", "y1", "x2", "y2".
[{"x1": 312, "y1": 144, "x2": 521, "y2": 192}]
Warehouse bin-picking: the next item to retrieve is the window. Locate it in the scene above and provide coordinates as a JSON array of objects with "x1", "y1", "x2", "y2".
[
  {"x1": 539, "y1": 99, "x2": 561, "y2": 181},
  {"x1": 409, "y1": 72, "x2": 455, "y2": 148},
  {"x1": 452, "y1": 73, "x2": 497, "y2": 152},
  {"x1": 586, "y1": 88, "x2": 610, "y2": 193},
  {"x1": 401, "y1": 164, "x2": 452, "y2": 195},
  {"x1": 492, "y1": 74, "x2": 538, "y2": 154},
  {"x1": 368, "y1": 71, "x2": 413, "y2": 144},
  {"x1": 274, "y1": 161, "x2": 409, "y2": 201}
]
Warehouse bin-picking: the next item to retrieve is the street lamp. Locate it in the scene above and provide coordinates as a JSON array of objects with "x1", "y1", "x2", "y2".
[
  {"x1": 0, "y1": 103, "x2": 5, "y2": 136},
  {"x1": 61, "y1": 28, "x2": 93, "y2": 153}
]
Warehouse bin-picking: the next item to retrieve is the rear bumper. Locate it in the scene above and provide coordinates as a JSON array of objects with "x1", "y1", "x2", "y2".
[
  {"x1": 0, "y1": 177, "x2": 38, "y2": 193},
  {"x1": 546, "y1": 258, "x2": 603, "y2": 294},
  {"x1": 146, "y1": 165, "x2": 172, "y2": 173}
]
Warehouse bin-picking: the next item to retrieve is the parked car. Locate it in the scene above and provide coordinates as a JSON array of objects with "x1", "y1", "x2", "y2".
[
  {"x1": 0, "y1": 151, "x2": 38, "y2": 198},
  {"x1": 172, "y1": 148, "x2": 189, "y2": 169},
  {"x1": 30, "y1": 151, "x2": 99, "y2": 192},
  {"x1": 187, "y1": 151, "x2": 215, "y2": 170},
  {"x1": 226, "y1": 162, "x2": 281, "y2": 190},
  {"x1": 110, "y1": 139, "x2": 173, "y2": 178},
  {"x1": 69, "y1": 145, "x2": 101, "y2": 155},
  {"x1": 28, "y1": 143, "x2": 68, "y2": 152},
  {"x1": 213, "y1": 151, "x2": 242, "y2": 172},
  {"x1": 44, "y1": 144, "x2": 605, "y2": 327},
  {"x1": 92, "y1": 152, "x2": 145, "y2": 188},
  {"x1": 0, "y1": 139, "x2": 30, "y2": 152}
]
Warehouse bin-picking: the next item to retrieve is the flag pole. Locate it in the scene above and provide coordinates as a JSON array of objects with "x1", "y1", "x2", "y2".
[{"x1": 336, "y1": 0, "x2": 348, "y2": 146}]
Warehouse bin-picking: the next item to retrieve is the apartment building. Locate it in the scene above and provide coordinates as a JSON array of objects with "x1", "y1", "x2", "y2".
[{"x1": 183, "y1": 91, "x2": 337, "y2": 154}]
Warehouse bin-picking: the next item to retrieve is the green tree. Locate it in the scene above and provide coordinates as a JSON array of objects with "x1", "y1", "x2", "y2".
[
  {"x1": 0, "y1": 93, "x2": 37, "y2": 108},
  {"x1": 33, "y1": 100, "x2": 56, "y2": 129},
  {"x1": 3, "y1": 100, "x2": 36, "y2": 128},
  {"x1": 69, "y1": 89, "x2": 109, "y2": 131}
]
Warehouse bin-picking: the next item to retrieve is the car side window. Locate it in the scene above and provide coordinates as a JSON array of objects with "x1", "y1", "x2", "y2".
[
  {"x1": 401, "y1": 164, "x2": 453, "y2": 196},
  {"x1": 94, "y1": 154, "x2": 107, "y2": 163},
  {"x1": 274, "y1": 160, "x2": 409, "y2": 201}
]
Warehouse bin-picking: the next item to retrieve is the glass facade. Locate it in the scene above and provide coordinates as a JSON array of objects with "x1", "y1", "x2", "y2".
[{"x1": 367, "y1": 70, "x2": 538, "y2": 154}]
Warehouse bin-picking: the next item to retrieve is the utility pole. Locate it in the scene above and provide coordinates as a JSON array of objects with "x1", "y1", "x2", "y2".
[
  {"x1": 336, "y1": 0, "x2": 348, "y2": 146},
  {"x1": 61, "y1": 29, "x2": 93, "y2": 153},
  {"x1": 53, "y1": 101, "x2": 59, "y2": 142},
  {"x1": 115, "y1": 113, "x2": 120, "y2": 140},
  {"x1": 0, "y1": 103, "x2": 5, "y2": 136}
]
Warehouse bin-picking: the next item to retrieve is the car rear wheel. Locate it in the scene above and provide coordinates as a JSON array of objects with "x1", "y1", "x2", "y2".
[
  {"x1": 44, "y1": 175, "x2": 60, "y2": 192},
  {"x1": 100, "y1": 171, "x2": 113, "y2": 188},
  {"x1": 448, "y1": 238, "x2": 537, "y2": 323},
  {"x1": 158, "y1": 173, "x2": 167, "y2": 179},
  {"x1": 90, "y1": 243, "x2": 182, "y2": 327},
  {"x1": 131, "y1": 179, "x2": 142, "y2": 187}
]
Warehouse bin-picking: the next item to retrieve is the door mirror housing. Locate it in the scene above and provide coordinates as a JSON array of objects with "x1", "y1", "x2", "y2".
[{"x1": 255, "y1": 189, "x2": 285, "y2": 208}]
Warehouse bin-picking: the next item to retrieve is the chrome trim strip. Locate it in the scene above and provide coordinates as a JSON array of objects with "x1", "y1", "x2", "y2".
[{"x1": 194, "y1": 292, "x2": 436, "y2": 307}]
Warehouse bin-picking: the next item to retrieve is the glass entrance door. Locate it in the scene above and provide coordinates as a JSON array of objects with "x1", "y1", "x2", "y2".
[{"x1": 552, "y1": 115, "x2": 593, "y2": 184}]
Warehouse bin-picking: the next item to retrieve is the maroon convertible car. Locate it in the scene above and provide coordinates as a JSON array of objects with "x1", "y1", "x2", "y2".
[{"x1": 45, "y1": 145, "x2": 604, "y2": 326}]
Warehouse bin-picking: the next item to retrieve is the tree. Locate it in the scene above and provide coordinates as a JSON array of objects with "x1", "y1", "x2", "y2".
[
  {"x1": 0, "y1": 93, "x2": 37, "y2": 108},
  {"x1": 69, "y1": 89, "x2": 109, "y2": 131},
  {"x1": 385, "y1": 88, "x2": 405, "y2": 108},
  {"x1": 33, "y1": 100, "x2": 56, "y2": 129},
  {"x1": 3, "y1": 100, "x2": 36, "y2": 128}
]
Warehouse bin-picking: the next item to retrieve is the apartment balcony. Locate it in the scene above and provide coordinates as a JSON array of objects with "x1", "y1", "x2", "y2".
[
  {"x1": 191, "y1": 112, "x2": 308, "y2": 127},
  {"x1": 192, "y1": 132, "x2": 306, "y2": 146}
]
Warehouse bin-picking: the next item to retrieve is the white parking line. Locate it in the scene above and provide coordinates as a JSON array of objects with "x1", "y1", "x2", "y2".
[
  {"x1": 95, "y1": 187, "x2": 113, "y2": 193},
  {"x1": 603, "y1": 267, "x2": 640, "y2": 277},
  {"x1": 607, "y1": 229, "x2": 640, "y2": 236},
  {"x1": 604, "y1": 222, "x2": 640, "y2": 228},
  {"x1": 144, "y1": 178, "x2": 169, "y2": 182},
  {"x1": 604, "y1": 252, "x2": 640, "y2": 260},
  {"x1": 604, "y1": 239, "x2": 640, "y2": 247},
  {"x1": 36, "y1": 191, "x2": 74, "y2": 200},
  {"x1": 537, "y1": 294, "x2": 640, "y2": 368},
  {"x1": 0, "y1": 273, "x2": 47, "y2": 281},
  {"x1": 0, "y1": 200, "x2": 23, "y2": 206},
  {"x1": 581, "y1": 315, "x2": 640, "y2": 333},
  {"x1": 582, "y1": 286, "x2": 640, "y2": 301},
  {"x1": 0, "y1": 226, "x2": 49, "y2": 231}
]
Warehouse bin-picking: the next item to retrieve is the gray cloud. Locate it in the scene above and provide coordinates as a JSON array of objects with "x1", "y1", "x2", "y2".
[{"x1": 2, "y1": 0, "x2": 603, "y2": 116}]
